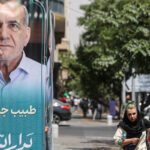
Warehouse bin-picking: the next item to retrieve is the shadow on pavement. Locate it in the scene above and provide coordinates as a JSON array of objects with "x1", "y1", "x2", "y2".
[
  {"x1": 72, "y1": 115, "x2": 83, "y2": 119},
  {"x1": 59, "y1": 124, "x2": 71, "y2": 127},
  {"x1": 72, "y1": 113, "x2": 119, "y2": 124},
  {"x1": 66, "y1": 147, "x2": 112, "y2": 150},
  {"x1": 78, "y1": 140, "x2": 118, "y2": 150},
  {"x1": 84, "y1": 139, "x2": 115, "y2": 145}
]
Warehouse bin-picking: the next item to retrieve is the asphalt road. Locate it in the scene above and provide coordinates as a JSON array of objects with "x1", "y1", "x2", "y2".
[
  {"x1": 54, "y1": 110, "x2": 120, "y2": 150},
  {"x1": 59, "y1": 121, "x2": 117, "y2": 138}
]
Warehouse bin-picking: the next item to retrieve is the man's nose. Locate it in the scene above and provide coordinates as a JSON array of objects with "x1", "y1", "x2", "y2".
[{"x1": 0, "y1": 25, "x2": 9, "y2": 39}]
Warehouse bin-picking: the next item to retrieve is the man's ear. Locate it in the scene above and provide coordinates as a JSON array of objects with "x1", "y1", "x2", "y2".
[{"x1": 24, "y1": 27, "x2": 31, "y2": 46}]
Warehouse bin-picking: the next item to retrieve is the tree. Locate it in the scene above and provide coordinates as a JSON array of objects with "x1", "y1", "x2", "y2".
[
  {"x1": 58, "y1": 50, "x2": 85, "y2": 97},
  {"x1": 74, "y1": 0, "x2": 150, "y2": 101}
]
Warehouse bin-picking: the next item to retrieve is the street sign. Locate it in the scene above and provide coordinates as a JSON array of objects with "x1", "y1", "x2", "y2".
[{"x1": 126, "y1": 74, "x2": 150, "y2": 92}]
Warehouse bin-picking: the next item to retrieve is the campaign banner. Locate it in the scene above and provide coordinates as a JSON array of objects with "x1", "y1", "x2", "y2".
[
  {"x1": 0, "y1": 0, "x2": 50, "y2": 149},
  {"x1": 0, "y1": 65, "x2": 45, "y2": 149}
]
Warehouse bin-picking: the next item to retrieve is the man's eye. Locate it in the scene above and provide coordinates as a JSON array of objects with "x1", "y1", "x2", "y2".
[{"x1": 9, "y1": 23, "x2": 20, "y2": 31}]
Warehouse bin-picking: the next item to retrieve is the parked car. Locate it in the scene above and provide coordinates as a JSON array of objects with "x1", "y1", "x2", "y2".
[{"x1": 53, "y1": 99, "x2": 71, "y2": 124}]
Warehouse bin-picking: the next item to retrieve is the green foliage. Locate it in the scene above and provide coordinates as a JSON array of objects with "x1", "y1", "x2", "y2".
[
  {"x1": 59, "y1": 50, "x2": 85, "y2": 96},
  {"x1": 73, "y1": 0, "x2": 150, "y2": 100}
]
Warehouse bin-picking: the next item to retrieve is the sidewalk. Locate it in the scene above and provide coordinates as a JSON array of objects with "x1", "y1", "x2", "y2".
[
  {"x1": 53, "y1": 110, "x2": 120, "y2": 150},
  {"x1": 67, "y1": 110, "x2": 119, "y2": 127}
]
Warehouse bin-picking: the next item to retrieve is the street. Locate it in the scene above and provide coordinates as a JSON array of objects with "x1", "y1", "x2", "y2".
[{"x1": 54, "y1": 109, "x2": 120, "y2": 150}]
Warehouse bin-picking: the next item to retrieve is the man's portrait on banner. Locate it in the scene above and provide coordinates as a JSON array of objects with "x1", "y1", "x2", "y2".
[{"x1": 0, "y1": 0, "x2": 46, "y2": 149}]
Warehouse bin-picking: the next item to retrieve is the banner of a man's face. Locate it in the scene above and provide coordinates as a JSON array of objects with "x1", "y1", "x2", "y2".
[{"x1": 0, "y1": 0, "x2": 52, "y2": 149}]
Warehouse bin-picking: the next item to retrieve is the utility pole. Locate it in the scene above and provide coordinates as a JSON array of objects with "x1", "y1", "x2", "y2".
[
  {"x1": 122, "y1": 75, "x2": 126, "y2": 104},
  {"x1": 132, "y1": 68, "x2": 136, "y2": 102}
]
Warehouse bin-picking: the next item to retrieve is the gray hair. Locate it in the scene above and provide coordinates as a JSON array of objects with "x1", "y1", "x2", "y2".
[
  {"x1": 0, "y1": 0, "x2": 29, "y2": 27},
  {"x1": 22, "y1": 5, "x2": 29, "y2": 27}
]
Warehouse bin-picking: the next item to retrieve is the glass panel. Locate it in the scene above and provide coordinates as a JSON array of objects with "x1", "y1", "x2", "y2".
[
  {"x1": 46, "y1": 10, "x2": 56, "y2": 150},
  {"x1": 0, "y1": 0, "x2": 52, "y2": 149},
  {"x1": 50, "y1": 0, "x2": 64, "y2": 14}
]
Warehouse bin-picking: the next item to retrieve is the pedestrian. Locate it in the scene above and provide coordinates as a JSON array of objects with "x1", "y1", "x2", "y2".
[
  {"x1": 113, "y1": 102, "x2": 150, "y2": 150},
  {"x1": 70, "y1": 96, "x2": 75, "y2": 107},
  {"x1": 109, "y1": 98, "x2": 117, "y2": 119},
  {"x1": 96, "y1": 102, "x2": 102, "y2": 119},
  {"x1": 74, "y1": 96, "x2": 80, "y2": 111},
  {"x1": 120, "y1": 94, "x2": 132, "y2": 119},
  {"x1": 80, "y1": 97, "x2": 89, "y2": 118},
  {"x1": 90, "y1": 100, "x2": 97, "y2": 116}
]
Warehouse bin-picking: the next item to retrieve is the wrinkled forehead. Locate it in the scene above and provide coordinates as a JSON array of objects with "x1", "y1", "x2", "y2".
[{"x1": 0, "y1": 1, "x2": 24, "y2": 20}]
